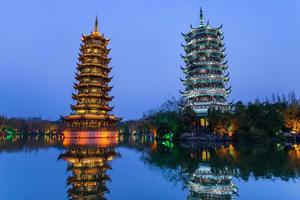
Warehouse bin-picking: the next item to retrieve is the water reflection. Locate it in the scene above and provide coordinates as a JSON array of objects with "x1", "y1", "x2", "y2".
[
  {"x1": 59, "y1": 139, "x2": 119, "y2": 200},
  {"x1": 187, "y1": 164, "x2": 237, "y2": 200},
  {"x1": 0, "y1": 136, "x2": 300, "y2": 199}
]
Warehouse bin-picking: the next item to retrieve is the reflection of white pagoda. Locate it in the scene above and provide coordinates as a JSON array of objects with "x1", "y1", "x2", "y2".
[{"x1": 187, "y1": 164, "x2": 238, "y2": 200}]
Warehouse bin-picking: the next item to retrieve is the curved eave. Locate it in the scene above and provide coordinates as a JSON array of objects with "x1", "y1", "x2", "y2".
[
  {"x1": 185, "y1": 93, "x2": 229, "y2": 99},
  {"x1": 79, "y1": 53, "x2": 109, "y2": 60},
  {"x1": 75, "y1": 76, "x2": 113, "y2": 82},
  {"x1": 186, "y1": 50, "x2": 225, "y2": 58},
  {"x1": 71, "y1": 105, "x2": 113, "y2": 111},
  {"x1": 63, "y1": 114, "x2": 119, "y2": 121},
  {"x1": 82, "y1": 33, "x2": 109, "y2": 43},
  {"x1": 185, "y1": 78, "x2": 227, "y2": 85},
  {"x1": 77, "y1": 63, "x2": 112, "y2": 72},
  {"x1": 75, "y1": 73, "x2": 110, "y2": 79},
  {"x1": 72, "y1": 94, "x2": 114, "y2": 101},
  {"x1": 77, "y1": 86, "x2": 112, "y2": 93},
  {"x1": 179, "y1": 90, "x2": 185, "y2": 95},
  {"x1": 183, "y1": 24, "x2": 222, "y2": 37}
]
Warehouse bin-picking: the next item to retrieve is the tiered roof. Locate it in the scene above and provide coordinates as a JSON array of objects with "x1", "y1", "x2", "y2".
[
  {"x1": 63, "y1": 17, "x2": 121, "y2": 132},
  {"x1": 181, "y1": 8, "x2": 231, "y2": 116}
]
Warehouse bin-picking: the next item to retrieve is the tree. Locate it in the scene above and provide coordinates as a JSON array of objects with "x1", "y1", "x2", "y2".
[{"x1": 284, "y1": 103, "x2": 300, "y2": 133}]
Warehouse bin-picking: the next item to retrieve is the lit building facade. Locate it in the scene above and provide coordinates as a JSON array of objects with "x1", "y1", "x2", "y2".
[
  {"x1": 63, "y1": 17, "x2": 120, "y2": 137},
  {"x1": 181, "y1": 9, "x2": 231, "y2": 125}
]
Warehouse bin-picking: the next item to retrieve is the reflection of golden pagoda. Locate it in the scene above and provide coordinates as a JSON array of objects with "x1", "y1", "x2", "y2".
[
  {"x1": 187, "y1": 164, "x2": 237, "y2": 200},
  {"x1": 63, "y1": 17, "x2": 121, "y2": 138},
  {"x1": 59, "y1": 144, "x2": 118, "y2": 200}
]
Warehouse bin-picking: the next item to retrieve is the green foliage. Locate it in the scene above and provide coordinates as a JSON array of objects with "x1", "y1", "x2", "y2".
[
  {"x1": 118, "y1": 97, "x2": 195, "y2": 138},
  {"x1": 149, "y1": 106, "x2": 195, "y2": 138},
  {"x1": 209, "y1": 101, "x2": 287, "y2": 141},
  {"x1": 208, "y1": 109, "x2": 237, "y2": 136},
  {"x1": 284, "y1": 103, "x2": 300, "y2": 133},
  {"x1": 235, "y1": 102, "x2": 286, "y2": 141}
]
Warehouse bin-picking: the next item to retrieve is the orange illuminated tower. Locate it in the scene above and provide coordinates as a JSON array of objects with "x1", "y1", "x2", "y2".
[{"x1": 63, "y1": 17, "x2": 121, "y2": 138}]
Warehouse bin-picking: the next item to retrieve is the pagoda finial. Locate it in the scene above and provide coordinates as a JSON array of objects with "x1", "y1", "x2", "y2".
[
  {"x1": 200, "y1": 7, "x2": 204, "y2": 25},
  {"x1": 94, "y1": 16, "x2": 99, "y2": 32}
]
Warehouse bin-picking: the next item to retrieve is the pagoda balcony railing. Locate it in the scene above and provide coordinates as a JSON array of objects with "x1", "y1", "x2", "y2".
[
  {"x1": 186, "y1": 65, "x2": 227, "y2": 73},
  {"x1": 187, "y1": 70, "x2": 225, "y2": 76},
  {"x1": 184, "y1": 28, "x2": 221, "y2": 37},
  {"x1": 186, "y1": 87, "x2": 227, "y2": 94},
  {"x1": 187, "y1": 61, "x2": 222, "y2": 66},
  {"x1": 185, "y1": 64, "x2": 227, "y2": 72},
  {"x1": 184, "y1": 46, "x2": 220, "y2": 53},
  {"x1": 183, "y1": 40, "x2": 220, "y2": 49},
  {"x1": 183, "y1": 81, "x2": 225, "y2": 88},
  {"x1": 72, "y1": 104, "x2": 112, "y2": 111},
  {"x1": 191, "y1": 104, "x2": 230, "y2": 111},
  {"x1": 184, "y1": 89, "x2": 228, "y2": 98},
  {"x1": 186, "y1": 37, "x2": 221, "y2": 46},
  {"x1": 186, "y1": 49, "x2": 224, "y2": 57},
  {"x1": 185, "y1": 42, "x2": 224, "y2": 51},
  {"x1": 190, "y1": 34, "x2": 219, "y2": 41},
  {"x1": 183, "y1": 55, "x2": 224, "y2": 63},
  {"x1": 185, "y1": 93, "x2": 228, "y2": 99},
  {"x1": 73, "y1": 93, "x2": 113, "y2": 101},
  {"x1": 75, "y1": 83, "x2": 112, "y2": 90},
  {"x1": 183, "y1": 75, "x2": 224, "y2": 81},
  {"x1": 77, "y1": 63, "x2": 111, "y2": 71},
  {"x1": 76, "y1": 75, "x2": 112, "y2": 82},
  {"x1": 76, "y1": 72, "x2": 108, "y2": 78},
  {"x1": 185, "y1": 87, "x2": 227, "y2": 94},
  {"x1": 79, "y1": 57, "x2": 111, "y2": 65},
  {"x1": 184, "y1": 31, "x2": 220, "y2": 39},
  {"x1": 81, "y1": 43, "x2": 109, "y2": 50},
  {"x1": 187, "y1": 101, "x2": 229, "y2": 107},
  {"x1": 188, "y1": 74, "x2": 226, "y2": 79},
  {"x1": 81, "y1": 47, "x2": 110, "y2": 54},
  {"x1": 79, "y1": 53, "x2": 108, "y2": 59},
  {"x1": 185, "y1": 79, "x2": 228, "y2": 85}
]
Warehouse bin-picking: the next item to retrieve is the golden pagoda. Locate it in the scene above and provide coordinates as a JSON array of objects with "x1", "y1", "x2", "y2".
[
  {"x1": 63, "y1": 17, "x2": 121, "y2": 138},
  {"x1": 59, "y1": 145, "x2": 119, "y2": 200}
]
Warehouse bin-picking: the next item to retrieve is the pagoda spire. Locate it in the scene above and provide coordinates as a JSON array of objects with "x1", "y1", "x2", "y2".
[
  {"x1": 200, "y1": 7, "x2": 204, "y2": 25},
  {"x1": 94, "y1": 16, "x2": 99, "y2": 32}
]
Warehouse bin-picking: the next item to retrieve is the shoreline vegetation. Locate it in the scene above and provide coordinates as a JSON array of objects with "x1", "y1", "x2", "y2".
[
  {"x1": 119, "y1": 92, "x2": 300, "y2": 143},
  {"x1": 1, "y1": 92, "x2": 300, "y2": 143}
]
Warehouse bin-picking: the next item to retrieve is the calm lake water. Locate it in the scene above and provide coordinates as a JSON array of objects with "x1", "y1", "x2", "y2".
[{"x1": 0, "y1": 136, "x2": 300, "y2": 200}]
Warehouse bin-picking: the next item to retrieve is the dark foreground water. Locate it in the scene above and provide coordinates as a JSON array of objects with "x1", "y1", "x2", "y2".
[{"x1": 0, "y1": 136, "x2": 300, "y2": 200}]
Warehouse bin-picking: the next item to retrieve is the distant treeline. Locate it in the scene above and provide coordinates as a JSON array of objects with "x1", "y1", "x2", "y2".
[
  {"x1": 0, "y1": 116, "x2": 60, "y2": 133},
  {"x1": 119, "y1": 92, "x2": 300, "y2": 141},
  {"x1": 209, "y1": 92, "x2": 300, "y2": 141},
  {"x1": 118, "y1": 96, "x2": 194, "y2": 137}
]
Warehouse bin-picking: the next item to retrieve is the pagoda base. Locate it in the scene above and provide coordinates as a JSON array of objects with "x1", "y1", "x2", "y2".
[
  {"x1": 63, "y1": 137, "x2": 118, "y2": 147},
  {"x1": 63, "y1": 129, "x2": 118, "y2": 138}
]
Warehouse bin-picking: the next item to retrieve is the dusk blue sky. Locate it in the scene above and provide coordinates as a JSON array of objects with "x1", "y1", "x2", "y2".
[{"x1": 0, "y1": 0, "x2": 299, "y2": 120}]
